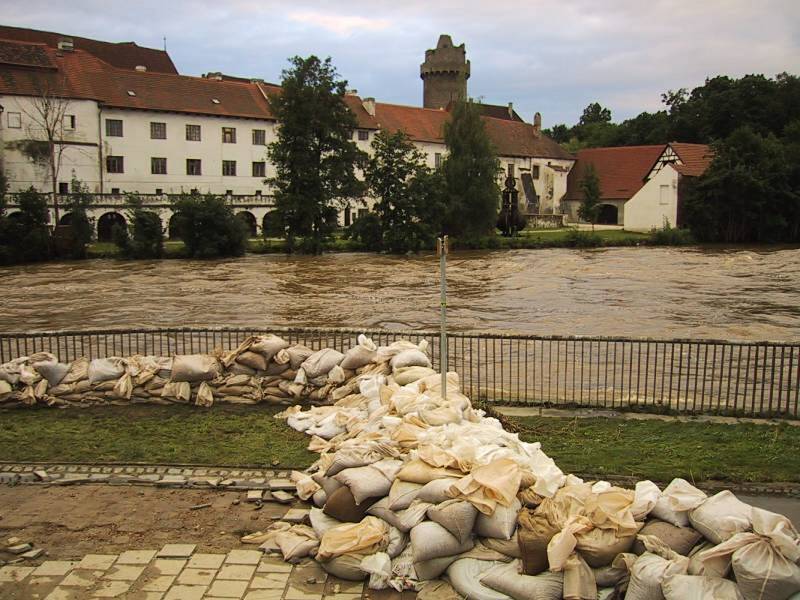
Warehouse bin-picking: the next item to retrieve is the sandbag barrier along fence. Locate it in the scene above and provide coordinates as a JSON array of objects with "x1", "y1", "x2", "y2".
[{"x1": 0, "y1": 327, "x2": 798, "y2": 418}]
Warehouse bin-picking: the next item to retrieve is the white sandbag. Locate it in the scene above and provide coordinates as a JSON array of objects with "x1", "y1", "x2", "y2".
[
  {"x1": 310, "y1": 507, "x2": 342, "y2": 538},
  {"x1": 393, "y1": 366, "x2": 437, "y2": 386},
  {"x1": 368, "y1": 498, "x2": 431, "y2": 533},
  {"x1": 390, "y1": 348, "x2": 432, "y2": 370},
  {"x1": 274, "y1": 525, "x2": 319, "y2": 563},
  {"x1": 250, "y1": 334, "x2": 290, "y2": 361},
  {"x1": 301, "y1": 348, "x2": 344, "y2": 379},
  {"x1": 447, "y1": 559, "x2": 512, "y2": 600},
  {"x1": 341, "y1": 335, "x2": 378, "y2": 370},
  {"x1": 481, "y1": 533, "x2": 521, "y2": 559},
  {"x1": 661, "y1": 574, "x2": 744, "y2": 600},
  {"x1": 386, "y1": 526, "x2": 408, "y2": 559},
  {"x1": 33, "y1": 360, "x2": 71, "y2": 387},
  {"x1": 0, "y1": 380, "x2": 11, "y2": 396},
  {"x1": 320, "y1": 554, "x2": 367, "y2": 580},
  {"x1": 313, "y1": 489, "x2": 327, "y2": 508},
  {"x1": 625, "y1": 552, "x2": 688, "y2": 600},
  {"x1": 410, "y1": 521, "x2": 474, "y2": 563},
  {"x1": 285, "y1": 344, "x2": 315, "y2": 370},
  {"x1": 475, "y1": 498, "x2": 521, "y2": 540},
  {"x1": 161, "y1": 381, "x2": 191, "y2": 402},
  {"x1": 427, "y1": 500, "x2": 477, "y2": 544},
  {"x1": 112, "y1": 372, "x2": 133, "y2": 400},
  {"x1": 688, "y1": 490, "x2": 752, "y2": 544},
  {"x1": 593, "y1": 563, "x2": 628, "y2": 587},
  {"x1": 361, "y1": 552, "x2": 392, "y2": 590},
  {"x1": 480, "y1": 560, "x2": 563, "y2": 600},
  {"x1": 327, "y1": 365, "x2": 346, "y2": 384},
  {"x1": 236, "y1": 351, "x2": 268, "y2": 371},
  {"x1": 195, "y1": 382, "x2": 214, "y2": 407},
  {"x1": 88, "y1": 358, "x2": 125, "y2": 384},
  {"x1": 334, "y1": 465, "x2": 393, "y2": 505},
  {"x1": 650, "y1": 478, "x2": 707, "y2": 527},
  {"x1": 171, "y1": 354, "x2": 221, "y2": 382},
  {"x1": 631, "y1": 480, "x2": 662, "y2": 520},
  {"x1": 414, "y1": 554, "x2": 461, "y2": 581},
  {"x1": 388, "y1": 480, "x2": 423, "y2": 511},
  {"x1": 417, "y1": 478, "x2": 460, "y2": 504}
]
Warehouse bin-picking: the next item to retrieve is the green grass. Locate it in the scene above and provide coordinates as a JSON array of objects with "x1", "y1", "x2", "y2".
[
  {"x1": 1, "y1": 405, "x2": 798, "y2": 483},
  {"x1": 511, "y1": 416, "x2": 800, "y2": 483},
  {"x1": 0, "y1": 405, "x2": 316, "y2": 468}
]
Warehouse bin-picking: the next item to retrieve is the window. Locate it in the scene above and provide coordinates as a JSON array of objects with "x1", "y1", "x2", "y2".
[
  {"x1": 659, "y1": 184, "x2": 670, "y2": 205},
  {"x1": 7, "y1": 112, "x2": 21, "y2": 128},
  {"x1": 106, "y1": 155, "x2": 124, "y2": 173},
  {"x1": 155, "y1": 188, "x2": 163, "y2": 195},
  {"x1": 255, "y1": 190, "x2": 262, "y2": 197},
  {"x1": 358, "y1": 130, "x2": 369, "y2": 141},
  {"x1": 65, "y1": 115, "x2": 76, "y2": 130},
  {"x1": 434, "y1": 153, "x2": 442, "y2": 169},
  {"x1": 358, "y1": 208, "x2": 369, "y2": 219},
  {"x1": 111, "y1": 188, "x2": 120, "y2": 194},
  {"x1": 252, "y1": 161, "x2": 266, "y2": 178},
  {"x1": 150, "y1": 122, "x2": 167, "y2": 139},
  {"x1": 151, "y1": 157, "x2": 167, "y2": 175},
  {"x1": 222, "y1": 127, "x2": 236, "y2": 143},
  {"x1": 507, "y1": 163, "x2": 515, "y2": 177},
  {"x1": 186, "y1": 159, "x2": 202, "y2": 175},
  {"x1": 252, "y1": 129, "x2": 266, "y2": 145},
  {"x1": 532, "y1": 165, "x2": 540, "y2": 180},
  {"x1": 186, "y1": 124, "x2": 201, "y2": 141},
  {"x1": 106, "y1": 119, "x2": 123, "y2": 137},
  {"x1": 58, "y1": 182, "x2": 69, "y2": 194},
  {"x1": 222, "y1": 160, "x2": 237, "y2": 176}
]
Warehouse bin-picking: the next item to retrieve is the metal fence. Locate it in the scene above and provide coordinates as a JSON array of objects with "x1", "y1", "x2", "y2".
[{"x1": 1, "y1": 327, "x2": 798, "y2": 418}]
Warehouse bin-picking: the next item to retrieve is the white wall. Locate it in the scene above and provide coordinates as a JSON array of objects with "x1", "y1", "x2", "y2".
[
  {"x1": 1, "y1": 96, "x2": 101, "y2": 193},
  {"x1": 623, "y1": 166, "x2": 679, "y2": 231}
]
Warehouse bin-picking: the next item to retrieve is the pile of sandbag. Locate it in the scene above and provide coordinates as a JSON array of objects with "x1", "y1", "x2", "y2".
[
  {"x1": 0, "y1": 334, "x2": 427, "y2": 409},
  {"x1": 266, "y1": 365, "x2": 800, "y2": 600}
]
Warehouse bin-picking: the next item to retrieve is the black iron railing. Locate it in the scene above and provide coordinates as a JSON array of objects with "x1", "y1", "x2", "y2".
[{"x1": 1, "y1": 327, "x2": 797, "y2": 418}]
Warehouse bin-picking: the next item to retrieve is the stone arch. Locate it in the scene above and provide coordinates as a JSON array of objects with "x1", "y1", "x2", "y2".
[
  {"x1": 6, "y1": 211, "x2": 23, "y2": 222},
  {"x1": 261, "y1": 210, "x2": 282, "y2": 237},
  {"x1": 97, "y1": 211, "x2": 126, "y2": 242},
  {"x1": 59, "y1": 213, "x2": 74, "y2": 226},
  {"x1": 236, "y1": 211, "x2": 257, "y2": 238},
  {"x1": 597, "y1": 204, "x2": 619, "y2": 225},
  {"x1": 168, "y1": 213, "x2": 182, "y2": 240}
]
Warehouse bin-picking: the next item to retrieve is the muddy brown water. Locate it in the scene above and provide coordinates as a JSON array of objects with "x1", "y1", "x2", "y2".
[{"x1": 1, "y1": 246, "x2": 798, "y2": 340}]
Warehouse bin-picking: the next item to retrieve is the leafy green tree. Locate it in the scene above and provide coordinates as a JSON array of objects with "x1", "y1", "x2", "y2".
[
  {"x1": 543, "y1": 124, "x2": 572, "y2": 144},
  {"x1": 61, "y1": 177, "x2": 94, "y2": 259},
  {"x1": 171, "y1": 193, "x2": 248, "y2": 258},
  {"x1": 267, "y1": 55, "x2": 367, "y2": 254},
  {"x1": 683, "y1": 126, "x2": 799, "y2": 243},
  {"x1": 578, "y1": 165, "x2": 602, "y2": 230},
  {"x1": 579, "y1": 102, "x2": 612, "y2": 125},
  {"x1": 442, "y1": 100, "x2": 500, "y2": 239},
  {"x1": 0, "y1": 187, "x2": 51, "y2": 263},
  {"x1": 115, "y1": 195, "x2": 164, "y2": 259},
  {"x1": 366, "y1": 130, "x2": 445, "y2": 253},
  {"x1": 345, "y1": 212, "x2": 382, "y2": 249}
]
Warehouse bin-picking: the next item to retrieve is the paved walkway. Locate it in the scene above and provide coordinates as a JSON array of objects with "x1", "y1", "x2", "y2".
[{"x1": 0, "y1": 544, "x2": 375, "y2": 600}]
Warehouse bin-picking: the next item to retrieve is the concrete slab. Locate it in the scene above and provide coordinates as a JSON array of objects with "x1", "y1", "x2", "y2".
[
  {"x1": 79, "y1": 555, "x2": 118, "y2": 571},
  {"x1": 157, "y1": 544, "x2": 196, "y2": 559},
  {"x1": 225, "y1": 550, "x2": 262, "y2": 565},
  {"x1": 207, "y1": 579, "x2": 249, "y2": 598},
  {"x1": 216, "y1": 564, "x2": 256, "y2": 581},
  {"x1": 151, "y1": 559, "x2": 187, "y2": 575},
  {"x1": 163, "y1": 585, "x2": 207, "y2": 600},
  {"x1": 176, "y1": 569, "x2": 216, "y2": 586},
  {"x1": 117, "y1": 550, "x2": 157, "y2": 565},
  {"x1": 32, "y1": 561, "x2": 78, "y2": 577},
  {"x1": 186, "y1": 554, "x2": 226, "y2": 570}
]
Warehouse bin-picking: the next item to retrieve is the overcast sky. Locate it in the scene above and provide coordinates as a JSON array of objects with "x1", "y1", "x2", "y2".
[{"x1": 3, "y1": 0, "x2": 799, "y2": 126}]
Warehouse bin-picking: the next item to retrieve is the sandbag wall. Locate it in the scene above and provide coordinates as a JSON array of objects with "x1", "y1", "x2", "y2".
[
  {"x1": 0, "y1": 334, "x2": 429, "y2": 409},
  {"x1": 260, "y1": 361, "x2": 800, "y2": 599}
]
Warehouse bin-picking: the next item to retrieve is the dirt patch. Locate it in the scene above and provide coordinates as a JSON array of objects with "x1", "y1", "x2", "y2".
[{"x1": 0, "y1": 485, "x2": 292, "y2": 560}]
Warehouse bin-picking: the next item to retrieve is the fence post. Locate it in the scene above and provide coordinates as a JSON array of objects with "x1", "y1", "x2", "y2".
[{"x1": 438, "y1": 236, "x2": 449, "y2": 399}]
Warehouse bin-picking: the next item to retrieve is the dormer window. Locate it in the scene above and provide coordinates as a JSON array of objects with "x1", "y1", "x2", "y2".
[
  {"x1": 211, "y1": 98, "x2": 220, "y2": 104},
  {"x1": 127, "y1": 90, "x2": 136, "y2": 97}
]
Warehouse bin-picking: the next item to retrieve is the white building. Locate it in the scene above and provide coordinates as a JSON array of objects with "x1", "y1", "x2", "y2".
[
  {"x1": 562, "y1": 143, "x2": 713, "y2": 230},
  {"x1": 0, "y1": 27, "x2": 575, "y2": 239}
]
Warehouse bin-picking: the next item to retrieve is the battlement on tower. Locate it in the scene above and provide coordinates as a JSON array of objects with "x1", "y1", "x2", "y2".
[{"x1": 420, "y1": 34, "x2": 470, "y2": 109}]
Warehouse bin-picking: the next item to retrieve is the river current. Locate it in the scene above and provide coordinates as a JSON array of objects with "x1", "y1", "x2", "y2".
[{"x1": 1, "y1": 247, "x2": 798, "y2": 340}]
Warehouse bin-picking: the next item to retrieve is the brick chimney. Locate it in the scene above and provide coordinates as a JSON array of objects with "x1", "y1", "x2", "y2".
[
  {"x1": 362, "y1": 97, "x2": 376, "y2": 117},
  {"x1": 533, "y1": 112, "x2": 542, "y2": 135},
  {"x1": 508, "y1": 102, "x2": 514, "y2": 119},
  {"x1": 57, "y1": 37, "x2": 74, "y2": 51}
]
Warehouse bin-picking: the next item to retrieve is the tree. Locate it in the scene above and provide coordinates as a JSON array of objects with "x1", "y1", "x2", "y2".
[
  {"x1": 543, "y1": 124, "x2": 572, "y2": 144},
  {"x1": 115, "y1": 195, "x2": 164, "y2": 259},
  {"x1": 267, "y1": 55, "x2": 367, "y2": 254},
  {"x1": 171, "y1": 193, "x2": 248, "y2": 258},
  {"x1": 442, "y1": 100, "x2": 500, "y2": 239},
  {"x1": 579, "y1": 102, "x2": 612, "y2": 126},
  {"x1": 578, "y1": 165, "x2": 601, "y2": 230},
  {"x1": 366, "y1": 130, "x2": 445, "y2": 253},
  {"x1": 60, "y1": 177, "x2": 94, "y2": 259},
  {"x1": 0, "y1": 187, "x2": 51, "y2": 264}
]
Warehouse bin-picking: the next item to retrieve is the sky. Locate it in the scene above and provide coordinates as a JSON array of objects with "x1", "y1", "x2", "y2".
[{"x1": 2, "y1": 0, "x2": 799, "y2": 126}]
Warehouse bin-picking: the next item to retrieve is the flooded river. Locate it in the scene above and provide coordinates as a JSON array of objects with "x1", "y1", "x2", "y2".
[{"x1": 1, "y1": 246, "x2": 799, "y2": 340}]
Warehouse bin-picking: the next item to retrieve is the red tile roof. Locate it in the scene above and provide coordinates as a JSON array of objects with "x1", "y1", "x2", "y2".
[
  {"x1": 565, "y1": 145, "x2": 666, "y2": 201},
  {"x1": 0, "y1": 39, "x2": 55, "y2": 69},
  {"x1": 670, "y1": 142, "x2": 714, "y2": 176},
  {"x1": 0, "y1": 25, "x2": 177, "y2": 74}
]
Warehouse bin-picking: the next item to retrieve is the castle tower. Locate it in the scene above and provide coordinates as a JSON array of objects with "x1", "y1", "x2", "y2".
[{"x1": 420, "y1": 34, "x2": 470, "y2": 109}]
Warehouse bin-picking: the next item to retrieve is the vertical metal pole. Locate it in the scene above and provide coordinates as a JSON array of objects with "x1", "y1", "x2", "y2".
[{"x1": 438, "y1": 236, "x2": 448, "y2": 399}]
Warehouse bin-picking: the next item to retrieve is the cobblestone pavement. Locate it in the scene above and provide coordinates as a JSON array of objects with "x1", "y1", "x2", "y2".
[{"x1": 0, "y1": 544, "x2": 396, "y2": 600}]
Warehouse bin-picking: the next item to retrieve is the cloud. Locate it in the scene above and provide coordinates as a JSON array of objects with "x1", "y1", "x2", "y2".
[{"x1": 287, "y1": 10, "x2": 390, "y2": 37}]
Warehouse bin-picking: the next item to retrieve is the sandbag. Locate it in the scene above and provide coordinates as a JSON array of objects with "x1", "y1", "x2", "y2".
[
  {"x1": 577, "y1": 525, "x2": 640, "y2": 568},
  {"x1": 317, "y1": 516, "x2": 388, "y2": 560},
  {"x1": 171, "y1": 354, "x2": 221, "y2": 382},
  {"x1": 649, "y1": 478, "x2": 706, "y2": 528},
  {"x1": 368, "y1": 498, "x2": 431, "y2": 533},
  {"x1": 427, "y1": 500, "x2": 478, "y2": 544},
  {"x1": 447, "y1": 559, "x2": 511, "y2": 600},
  {"x1": 625, "y1": 547, "x2": 689, "y2": 600},
  {"x1": 396, "y1": 460, "x2": 463, "y2": 485},
  {"x1": 393, "y1": 366, "x2": 437, "y2": 386},
  {"x1": 361, "y1": 552, "x2": 392, "y2": 590},
  {"x1": 688, "y1": 490, "x2": 752, "y2": 544},
  {"x1": 161, "y1": 381, "x2": 191, "y2": 402},
  {"x1": 112, "y1": 372, "x2": 134, "y2": 400},
  {"x1": 340, "y1": 335, "x2": 377, "y2": 370},
  {"x1": 236, "y1": 351, "x2": 268, "y2": 371},
  {"x1": 518, "y1": 521, "x2": 560, "y2": 575},
  {"x1": 88, "y1": 358, "x2": 125, "y2": 384},
  {"x1": 480, "y1": 560, "x2": 563, "y2": 600},
  {"x1": 632, "y1": 520, "x2": 703, "y2": 556},
  {"x1": 250, "y1": 334, "x2": 290, "y2": 362},
  {"x1": 285, "y1": 344, "x2": 315, "y2": 370},
  {"x1": 320, "y1": 554, "x2": 367, "y2": 580},
  {"x1": 661, "y1": 574, "x2": 744, "y2": 600},
  {"x1": 410, "y1": 521, "x2": 474, "y2": 563},
  {"x1": 301, "y1": 348, "x2": 344, "y2": 379},
  {"x1": 0, "y1": 380, "x2": 12, "y2": 396},
  {"x1": 195, "y1": 382, "x2": 214, "y2": 407},
  {"x1": 388, "y1": 480, "x2": 423, "y2": 511},
  {"x1": 390, "y1": 348, "x2": 432, "y2": 370},
  {"x1": 482, "y1": 532, "x2": 522, "y2": 558},
  {"x1": 475, "y1": 498, "x2": 521, "y2": 540},
  {"x1": 334, "y1": 465, "x2": 394, "y2": 505},
  {"x1": 310, "y1": 507, "x2": 342, "y2": 538},
  {"x1": 564, "y1": 552, "x2": 597, "y2": 600},
  {"x1": 313, "y1": 489, "x2": 327, "y2": 508},
  {"x1": 33, "y1": 360, "x2": 70, "y2": 387},
  {"x1": 414, "y1": 554, "x2": 461, "y2": 581},
  {"x1": 323, "y1": 486, "x2": 379, "y2": 523},
  {"x1": 275, "y1": 525, "x2": 319, "y2": 562},
  {"x1": 631, "y1": 480, "x2": 661, "y2": 521},
  {"x1": 417, "y1": 478, "x2": 460, "y2": 503},
  {"x1": 593, "y1": 563, "x2": 628, "y2": 588}
]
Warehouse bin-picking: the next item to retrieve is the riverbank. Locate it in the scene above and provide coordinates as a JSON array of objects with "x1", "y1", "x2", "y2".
[
  {"x1": 85, "y1": 228, "x2": 655, "y2": 258},
  {"x1": 2, "y1": 404, "x2": 798, "y2": 483}
]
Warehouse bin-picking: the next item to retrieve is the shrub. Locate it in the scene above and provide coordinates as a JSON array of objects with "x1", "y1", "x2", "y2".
[
  {"x1": 345, "y1": 212, "x2": 382, "y2": 250},
  {"x1": 170, "y1": 193, "x2": 247, "y2": 258},
  {"x1": 564, "y1": 229, "x2": 603, "y2": 248},
  {"x1": 118, "y1": 195, "x2": 164, "y2": 259},
  {"x1": 61, "y1": 178, "x2": 94, "y2": 259},
  {"x1": 649, "y1": 223, "x2": 695, "y2": 246},
  {"x1": 0, "y1": 186, "x2": 51, "y2": 264}
]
